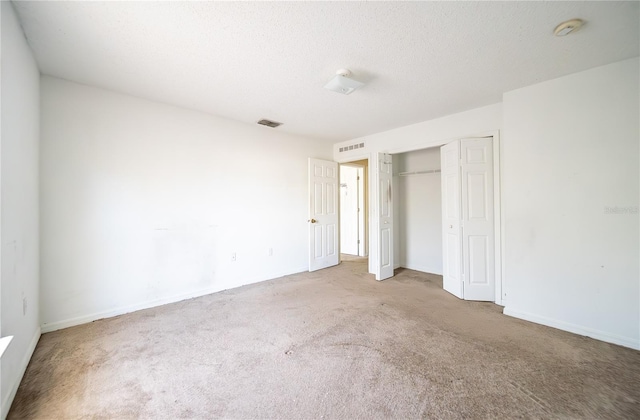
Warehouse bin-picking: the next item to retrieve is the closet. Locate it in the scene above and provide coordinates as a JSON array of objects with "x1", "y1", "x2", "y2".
[
  {"x1": 393, "y1": 137, "x2": 495, "y2": 302},
  {"x1": 393, "y1": 147, "x2": 443, "y2": 275}
]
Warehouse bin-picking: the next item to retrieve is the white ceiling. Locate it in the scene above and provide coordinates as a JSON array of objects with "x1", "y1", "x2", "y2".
[{"x1": 11, "y1": 1, "x2": 640, "y2": 143}]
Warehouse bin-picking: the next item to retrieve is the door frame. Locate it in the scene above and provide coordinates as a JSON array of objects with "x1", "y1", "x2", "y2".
[
  {"x1": 339, "y1": 162, "x2": 367, "y2": 257},
  {"x1": 334, "y1": 130, "x2": 503, "y2": 305}
]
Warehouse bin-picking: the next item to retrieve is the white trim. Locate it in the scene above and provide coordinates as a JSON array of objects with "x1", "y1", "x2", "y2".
[
  {"x1": 0, "y1": 336, "x2": 13, "y2": 359},
  {"x1": 398, "y1": 263, "x2": 443, "y2": 276},
  {"x1": 2, "y1": 327, "x2": 41, "y2": 419},
  {"x1": 335, "y1": 151, "x2": 370, "y2": 164},
  {"x1": 492, "y1": 132, "x2": 504, "y2": 306},
  {"x1": 368, "y1": 155, "x2": 375, "y2": 275},
  {"x1": 503, "y1": 307, "x2": 640, "y2": 350},
  {"x1": 41, "y1": 266, "x2": 307, "y2": 333},
  {"x1": 385, "y1": 129, "x2": 499, "y2": 155}
]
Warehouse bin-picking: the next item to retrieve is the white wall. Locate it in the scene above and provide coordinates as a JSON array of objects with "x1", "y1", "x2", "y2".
[
  {"x1": 395, "y1": 148, "x2": 442, "y2": 274},
  {"x1": 334, "y1": 103, "x2": 502, "y2": 161},
  {"x1": 502, "y1": 58, "x2": 640, "y2": 350},
  {"x1": 334, "y1": 58, "x2": 639, "y2": 350},
  {"x1": 1, "y1": 2, "x2": 41, "y2": 416},
  {"x1": 40, "y1": 76, "x2": 332, "y2": 332}
]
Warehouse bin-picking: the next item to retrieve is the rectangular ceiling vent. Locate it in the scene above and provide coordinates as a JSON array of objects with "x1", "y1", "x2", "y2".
[
  {"x1": 339, "y1": 142, "x2": 365, "y2": 153},
  {"x1": 257, "y1": 119, "x2": 282, "y2": 128}
]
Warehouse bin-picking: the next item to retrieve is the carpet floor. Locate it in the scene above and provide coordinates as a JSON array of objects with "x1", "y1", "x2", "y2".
[{"x1": 8, "y1": 259, "x2": 640, "y2": 419}]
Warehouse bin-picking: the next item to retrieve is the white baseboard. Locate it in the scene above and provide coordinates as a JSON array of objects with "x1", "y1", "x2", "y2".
[
  {"x1": 503, "y1": 307, "x2": 639, "y2": 351},
  {"x1": 41, "y1": 286, "x2": 224, "y2": 333},
  {"x1": 398, "y1": 262, "x2": 443, "y2": 276},
  {"x1": 2, "y1": 327, "x2": 41, "y2": 419},
  {"x1": 41, "y1": 266, "x2": 308, "y2": 334}
]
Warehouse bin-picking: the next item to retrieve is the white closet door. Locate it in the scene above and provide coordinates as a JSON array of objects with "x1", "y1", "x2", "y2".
[
  {"x1": 460, "y1": 138, "x2": 494, "y2": 301},
  {"x1": 441, "y1": 142, "x2": 463, "y2": 298},
  {"x1": 377, "y1": 152, "x2": 394, "y2": 280}
]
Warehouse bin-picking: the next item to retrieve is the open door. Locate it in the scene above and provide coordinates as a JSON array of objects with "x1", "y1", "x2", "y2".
[
  {"x1": 376, "y1": 152, "x2": 394, "y2": 280},
  {"x1": 460, "y1": 138, "x2": 495, "y2": 300},
  {"x1": 441, "y1": 141, "x2": 463, "y2": 298},
  {"x1": 308, "y1": 158, "x2": 339, "y2": 272},
  {"x1": 441, "y1": 138, "x2": 495, "y2": 301}
]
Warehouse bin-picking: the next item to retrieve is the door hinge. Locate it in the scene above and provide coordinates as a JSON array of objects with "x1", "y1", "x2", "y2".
[
  {"x1": 357, "y1": 240, "x2": 360, "y2": 244},
  {"x1": 357, "y1": 176, "x2": 360, "y2": 180}
]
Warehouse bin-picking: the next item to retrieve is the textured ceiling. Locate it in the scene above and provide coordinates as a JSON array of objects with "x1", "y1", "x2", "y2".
[{"x1": 11, "y1": 1, "x2": 640, "y2": 143}]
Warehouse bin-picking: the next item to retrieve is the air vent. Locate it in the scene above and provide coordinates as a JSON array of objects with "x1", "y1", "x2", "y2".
[
  {"x1": 339, "y1": 142, "x2": 365, "y2": 153},
  {"x1": 257, "y1": 119, "x2": 282, "y2": 128}
]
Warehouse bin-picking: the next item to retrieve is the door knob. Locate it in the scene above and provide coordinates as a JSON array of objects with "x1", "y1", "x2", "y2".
[{"x1": 308, "y1": 219, "x2": 317, "y2": 223}]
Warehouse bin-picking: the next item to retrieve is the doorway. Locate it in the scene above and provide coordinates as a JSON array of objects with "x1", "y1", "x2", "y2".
[{"x1": 339, "y1": 160, "x2": 368, "y2": 262}]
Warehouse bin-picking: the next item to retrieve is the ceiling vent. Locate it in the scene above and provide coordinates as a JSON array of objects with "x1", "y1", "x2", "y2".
[
  {"x1": 257, "y1": 119, "x2": 282, "y2": 128},
  {"x1": 339, "y1": 142, "x2": 365, "y2": 153}
]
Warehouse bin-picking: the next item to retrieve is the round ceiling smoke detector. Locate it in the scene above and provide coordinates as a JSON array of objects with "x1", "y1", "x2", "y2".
[{"x1": 554, "y1": 19, "x2": 584, "y2": 36}]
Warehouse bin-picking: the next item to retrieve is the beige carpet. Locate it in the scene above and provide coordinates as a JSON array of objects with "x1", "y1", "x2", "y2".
[{"x1": 9, "y1": 259, "x2": 640, "y2": 419}]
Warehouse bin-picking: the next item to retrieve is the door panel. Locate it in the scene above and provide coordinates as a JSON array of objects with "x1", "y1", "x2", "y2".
[
  {"x1": 381, "y1": 228, "x2": 391, "y2": 267},
  {"x1": 441, "y1": 142, "x2": 463, "y2": 298},
  {"x1": 327, "y1": 224, "x2": 336, "y2": 255},
  {"x1": 460, "y1": 138, "x2": 494, "y2": 301},
  {"x1": 466, "y1": 172, "x2": 488, "y2": 220},
  {"x1": 308, "y1": 158, "x2": 339, "y2": 272},
  {"x1": 314, "y1": 225, "x2": 323, "y2": 258},
  {"x1": 468, "y1": 235, "x2": 489, "y2": 284},
  {"x1": 376, "y1": 152, "x2": 394, "y2": 280}
]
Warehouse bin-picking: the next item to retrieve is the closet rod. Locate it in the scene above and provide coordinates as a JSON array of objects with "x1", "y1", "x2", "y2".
[{"x1": 398, "y1": 169, "x2": 442, "y2": 177}]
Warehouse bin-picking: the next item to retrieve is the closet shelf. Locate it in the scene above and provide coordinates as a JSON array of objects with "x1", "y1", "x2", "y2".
[{"x1": 398, "y1": 169, "x2": 441, "y2": 177}]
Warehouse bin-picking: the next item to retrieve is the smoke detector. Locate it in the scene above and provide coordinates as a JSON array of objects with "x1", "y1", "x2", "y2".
[
  {"x1": 554, "y1": 19, "x2": 584, "y2": 36},
  {"x1": 324, "y1": 69, "x2": 364, "y2": 95}
]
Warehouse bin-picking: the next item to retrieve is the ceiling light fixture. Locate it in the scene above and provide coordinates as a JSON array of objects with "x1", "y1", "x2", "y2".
[
  {"x1": 554, "y1": 19, "x2": 584, "y2": 36},
  {"x1": 324, "y1": 69, "x2": 364, "y2": 95}
]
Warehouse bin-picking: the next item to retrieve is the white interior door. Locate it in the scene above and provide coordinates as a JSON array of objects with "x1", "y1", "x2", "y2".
[
  {"x1": 441, "y1": 142, "x2": 463, "y2": 298},
  {"x1": 339, "y1": 165, "x2": 359, "y2": 255},
  {"x1": 460, "y1": 138, "x2": 494, "y2": 300},
  {"x1": 377, "y1": 153, "x2": 394, "y2": 280},
  {"x1": 308, "y1": 158, "x2": 339, "y2": 272}
]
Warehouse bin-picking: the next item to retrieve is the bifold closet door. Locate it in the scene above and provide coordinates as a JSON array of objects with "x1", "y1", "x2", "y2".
[
  {"x1": 441, "y1": 141, "x2": 463, "y2": 298},
  {"x1": 441, "y1": 138, "x2": 495, "y2": 301},
  {"x1": 376, "y1": 152, "x2": 394, "y2": 281}
]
